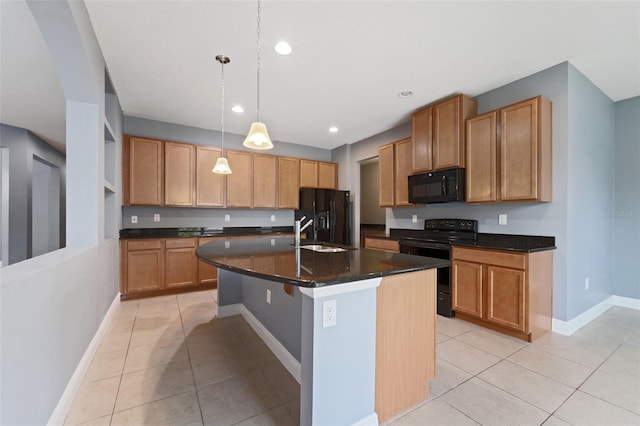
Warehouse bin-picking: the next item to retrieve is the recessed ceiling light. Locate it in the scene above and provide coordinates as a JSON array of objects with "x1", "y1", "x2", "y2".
[
  {"x1": 329, "y1": 126, "x2": 339, "y2": 133},
  {"x1": 231, "y1": 105, "x2": 244, "y2": 113},
  {"x1": 274, "y1": 41, "x2": 292, "y2": 55},
  {"x1": 398, "y1": 90, "x2": 413, "y2": 98}
]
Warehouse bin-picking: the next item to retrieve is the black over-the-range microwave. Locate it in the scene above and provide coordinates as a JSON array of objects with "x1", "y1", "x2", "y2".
[{"x1": 408, "y1": 167, "x2": 466, "y2": 204}]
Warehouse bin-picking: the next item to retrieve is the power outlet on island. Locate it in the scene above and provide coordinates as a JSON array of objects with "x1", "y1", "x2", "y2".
[
  {"x1": 224, "y1": 214, "x2": 230, "y2": 222},
  {"x1": 323, "y1": 299, "x2": 337, "y2": 328},
  {"x1": 266, "y1": 289, "x2": 271, "y2": 304},
  {"x1": 499, "y1": 214, "x2": 507, "y2": 225}
]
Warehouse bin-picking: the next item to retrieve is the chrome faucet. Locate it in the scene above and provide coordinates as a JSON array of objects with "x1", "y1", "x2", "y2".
[{"x1": 295, "y1": 216, "x2": 313, "y2": 248}]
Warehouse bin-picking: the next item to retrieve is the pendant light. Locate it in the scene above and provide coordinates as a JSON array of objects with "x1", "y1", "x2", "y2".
[
  {"x1": 243, "y1": 0, "x2": 274, "y2": 150},
  {"x1": 212, "y1": 55, "x2": 232, "y2": 174}
]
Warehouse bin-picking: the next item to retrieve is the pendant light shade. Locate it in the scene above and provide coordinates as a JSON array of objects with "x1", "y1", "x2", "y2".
[
  {"x1": 212, "y1": 156, "x2": 232, "y2": 174},
  {"x1": 243, "y1": 121, "x2": 273, "y2": 150},
  {"x1": 212, "y1": 55, "x2": 232, "y2": 174}
]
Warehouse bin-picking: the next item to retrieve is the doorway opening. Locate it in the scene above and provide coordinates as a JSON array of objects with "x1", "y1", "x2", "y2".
[
  {"x1": 31, "y1": 156, "x2": 61, "y2": 258},
  {"x1": 359, "y1": 157, "x2": 386, "y2": 246}
]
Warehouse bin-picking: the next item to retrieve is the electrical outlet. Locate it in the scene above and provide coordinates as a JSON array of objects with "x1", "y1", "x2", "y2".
[
  {"x1": 131, "y1": 215, "x2": 138, "y2": 224},
  {"x1": 412, "y1": 214, "x2": 418, "y2": 223},
  {"x1": 271, "y1": 238, "x2": 275, "y2": 246},
  {"x1": 499, "y1": 214, "x2": 507, "y2": 225},
  {"x1": 271, "y1": 215, "x2": 276, "y2": 222},
  {"x1": 224, "y1": 214, "x2": 230, "y2": 222},
  {"x1": 323, "y1": 299, "x2": 337, "y2": 328},
  {"x1": 153, "y1": 213, "x2": 160, "y2": 222},
  {"x1": 224, "y1": 240, "x2": 230, "y2": 249},
  {"x1": 585, "y1": 278, "x2": 590, "y2": 290},
  {"x1": 266, "y1": 289, "x2": 271, "y2": 304}
]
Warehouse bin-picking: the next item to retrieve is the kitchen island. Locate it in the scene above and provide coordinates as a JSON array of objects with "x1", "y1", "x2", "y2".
[{"x1": 196, "y1": 237, "x2": 449, "y2": 426}]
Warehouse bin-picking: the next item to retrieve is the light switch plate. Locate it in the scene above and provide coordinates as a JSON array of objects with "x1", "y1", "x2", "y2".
[
  {"x1": 499, "y1": 214, "x2": 507, "y2": 225},
  {"x1": 224, "y1": 214, "x2": 230, "y2": 222},
  {"x1": 412, "y1": 214, "x2": 418, "y2": 223},
  {"x1": 153, "y1": 214, "x2": 160, "y2": 222},
  {"x1": 271, "y1": 215, "x2": 276, "y2": 222}
]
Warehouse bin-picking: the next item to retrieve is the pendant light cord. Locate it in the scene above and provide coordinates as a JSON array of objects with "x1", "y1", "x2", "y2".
[
  {"x1": 256, "y1": 0, "x2": 262, "y2": 123},
  {"x1": 220, "y1": 60, "x2": 225, "y2": 150}
]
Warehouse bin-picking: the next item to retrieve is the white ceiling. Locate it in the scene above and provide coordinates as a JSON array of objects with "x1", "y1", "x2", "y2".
[{"x1": 1, "y1": 1, "x2": 639, "y2": 153}]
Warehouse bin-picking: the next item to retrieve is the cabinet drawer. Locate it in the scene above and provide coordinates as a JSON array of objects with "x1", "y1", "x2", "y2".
[
  {"x1": 365, "y1": 237, "x2": 399, "y2": 253},
  {"x1": 452, "y1": 246, "x2": 525, "y2": 270},
  {"x1": 127, "y1": 240, "x2": 162, "y2": 251},
  {"x1": 166, "y1": 238, "x2": 197, "y2": 249}
]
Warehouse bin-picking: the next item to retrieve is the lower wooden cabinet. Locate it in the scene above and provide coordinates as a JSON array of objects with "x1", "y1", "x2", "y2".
[
  {"x1": 122, "y1": 239, "x2": 164, "y2": 293},
  {"x1": 121, "y1": 234, "x2": 296, "y2": 299},
  {"x1": 165, "y1": 238, "x2": 197, "y2": 288},
  {"x1": 451, "y1": 246, "x2": 553, "y2": 341},
  {"x1": 364, "y1": 237, "x2": 399, "y2": 253}
]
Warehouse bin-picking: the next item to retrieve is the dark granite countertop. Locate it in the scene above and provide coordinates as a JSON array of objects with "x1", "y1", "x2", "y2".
[
  {"x1": 195, "y1": 237, "x2": 449, "y2": 287},
  {"x1": 389, "y1": 229, "x2": 555, "y2": 252},
  {"x1": 120, "y1": 226, "x2": 294, "y2": 239},
  {"x1": 453, "y1": 233, "x2": 556, "y2": 252}
]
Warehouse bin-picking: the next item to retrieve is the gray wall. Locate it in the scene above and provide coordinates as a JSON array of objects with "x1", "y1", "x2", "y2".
[
  {"x1": 122, "y1": 116, "x2": 333, "y2": 229},
  {"x1": 360, "y1": 161, "x2": 385, "y2": 224},
  {"x1": 0, "y1": 124, "x2": 66, "y2": 265},
  {"x1": 1, "y1": 1, "x2": 122, "y2": 424},
  {"x1": 565, "y1": 65, "x2": 615, "y2": 319},
  {"x1": 613, "y1": 97, "x2": 640, "y2": 298},
  {"x1": 337, "y1": 62, "x2": 636, "y2": 322}
]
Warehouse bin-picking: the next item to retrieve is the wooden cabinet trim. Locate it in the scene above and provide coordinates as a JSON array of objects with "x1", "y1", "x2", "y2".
[
  {"x1": 364, "y1": 237, "x2": 399, "y2": 253},
  {"x1": 127, "y1": 239, "x2": 162, "y2": 250},
  {"x1": 452, "y1": 246, "x2": 526, "y2": 270},
  {"x1": 196, "y1": 146, "x2": 225, "y2": 207},
  {"x1": 466, "y1": 111, "x2": 498, "y2": 203},
  {"x1": 164, "y1": 141, "x2": 195, "y2": 206}
]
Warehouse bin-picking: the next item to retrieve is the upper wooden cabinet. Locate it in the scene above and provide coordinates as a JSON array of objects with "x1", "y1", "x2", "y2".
[
  {"x1": 378, "y1": 138, "x2": 413, "y2": 207},
  {"x1": 318, "y1": 161, "x2": 338, "y2": 189},
  {"x1": 300, "y1": 159, "x2": 318, "y2": 188},
  {"x1": 124, "y1": 134, "x2": 338, "y2": 208},
  {"x1": 466, "y1": 96, "x2": 552, "y2": 203},
  {"x1": 501, "y1": 96, "x2": 552, "y2": 202},
  {"x1": 412, "y1": 94, "x2": 477, "y2": 172},
  {"x1": 466, "y1": 111, "x2": 498, "y2": 203},
  {"x1": 124, "y1": 136, "x2": 164, "y2": 205},
  {"x1": 300, "y1": 160, "x2": 338, "y2": 189},
  {"x1": 226, "y1": 150, "x2": 253, "y2": 208},
  {"x1": 164, "y1": 141, "x2": 195, "y2": 206},
  {"x1": 195, "y1": 146, "x2": 225, "y2": 207},
  {"x1": 278, "y1": 157, "x2": 300, "y2": 209},
  {"x1": 253, "y1": 153, "x2": 277, "y2": 208}
]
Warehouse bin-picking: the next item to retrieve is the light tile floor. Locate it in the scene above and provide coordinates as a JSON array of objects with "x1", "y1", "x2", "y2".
[{"x1": 65, "y1": 291, "x2": 640, "y2": 426}]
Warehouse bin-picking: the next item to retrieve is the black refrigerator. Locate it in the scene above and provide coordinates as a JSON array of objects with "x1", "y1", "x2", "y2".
[{"x1": 295, "y1": 188, "x2": 351, "y2": 245}]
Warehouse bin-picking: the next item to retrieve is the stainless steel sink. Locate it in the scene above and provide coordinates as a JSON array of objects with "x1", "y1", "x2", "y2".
[{"x1": 299, "y1": 244, "x2": 347, "y2": 253}]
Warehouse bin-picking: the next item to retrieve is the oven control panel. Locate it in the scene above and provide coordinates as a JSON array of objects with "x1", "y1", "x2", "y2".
[{"x1": 424, "y1": 219, "x2": 478, "y2": 233}]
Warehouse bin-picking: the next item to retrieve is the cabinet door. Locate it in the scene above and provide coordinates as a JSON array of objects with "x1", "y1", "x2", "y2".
[
  {"x1": 253, "y1": 153, "x2": 277, "y2": 208},
  {"x1": 125, "y1": 240, "x2": 164, "y2": 293},
  {"x1": 196, "y1": 146, "x2": 225, "y2": 207},
  {"x1": 278, "y1": 157, "x2": 300, "y2": 209},
  {"x1": 378, "y1": 143, "x2": 394, "y2": 207},
  {"x1": 226, "y1": 150, "x2": 253, "y2": 207},
  {"x1": 411, "y1": 107, "x2": 433, "y2": 172},
  {"x1": 501, "y1": 96, "x2": 551, "y2": 202},
  {"x1": 466, "y1": 111, "x2": 498, "y2": 203},
  {"x1": 394, "y1": 138, "x2": 413, "y2": 206},
  {"x1": 197, "y1": 237, "x2": 218, "y2": 286},
  {"x1": 452, "y1": 260, "x2": 483, "y2": 318},
  {"x1": 318, "y1": 162, "x2": 337, "y2": 189},
  {"x1": 500, "y1": 98, "x2": 539, "y2": 201},
  {"x1": 486, "y1": 265, "x2": 526, "y2": 332},
  {"x1": 165, "y1": 141, "x2": 195, "y2": 206},
  {"x1": 300, "y1": 160, "x2": 318, "y2": 188},
  {"x1": 127, "y1": 137, "x2": 163, "y2": 205},
  {"x1": 165, "y1": 238, "x2": 197, "y2": 289}
]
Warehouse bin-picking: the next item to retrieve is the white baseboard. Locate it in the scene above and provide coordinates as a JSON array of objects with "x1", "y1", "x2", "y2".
[
  {"x1": 552, "y1": 295, "x2": 640, "y2": 336},
  {"x1": 217, "y1": 303, "x2": 242, "y2": 318},
  {"x1": 47, "y1": 294, "x2": 121, "y2": 426},
  {"x1": 352, "y1": 413, "x2": 379, "y2": 426},
  {"x1": 239, "y1": 305, "x2": 302, "y2": 384}
]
